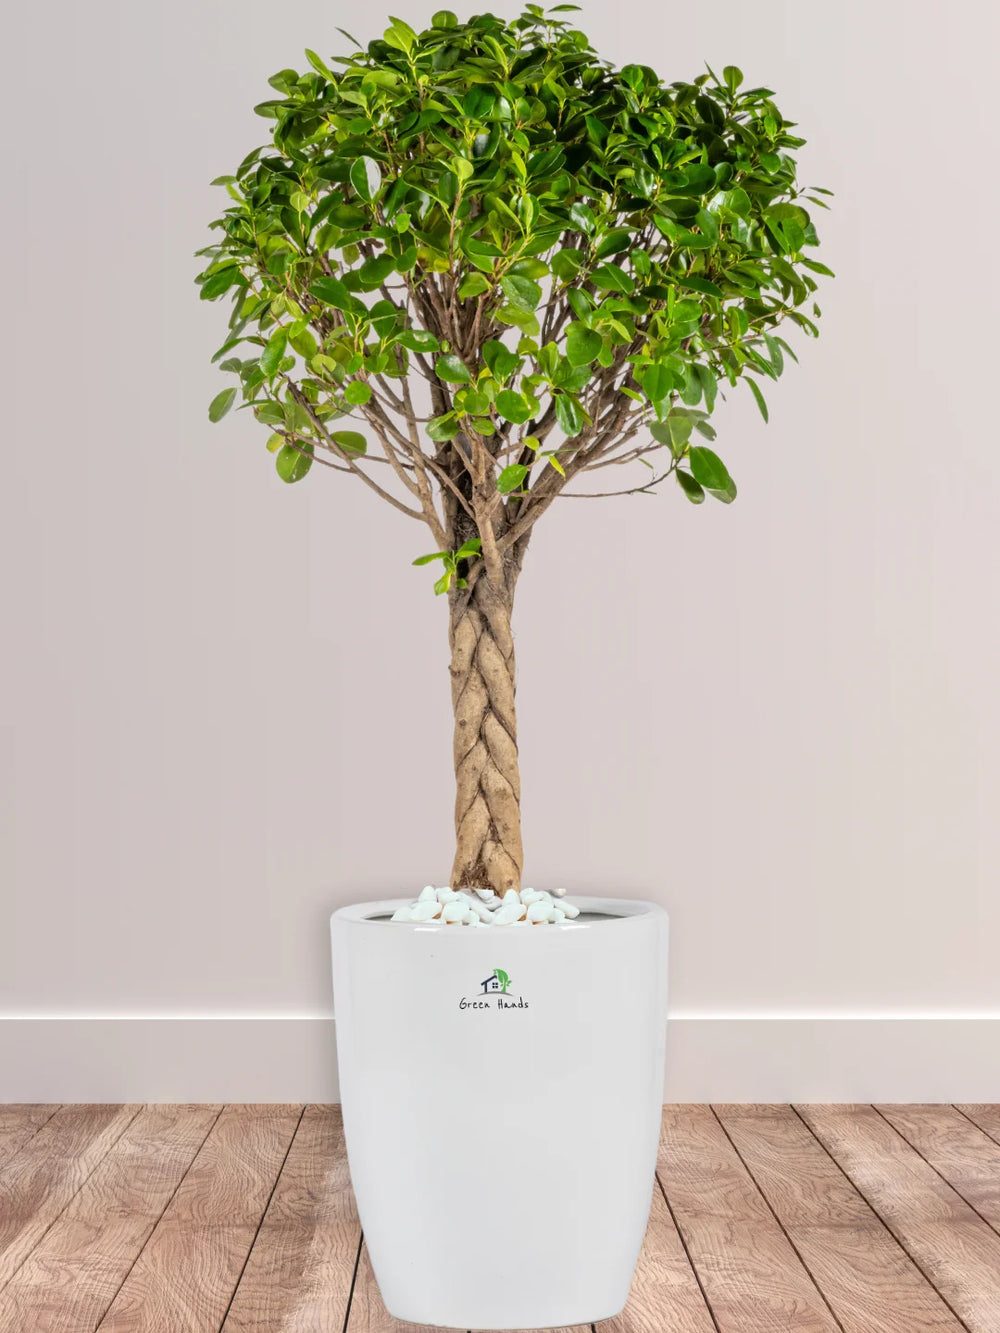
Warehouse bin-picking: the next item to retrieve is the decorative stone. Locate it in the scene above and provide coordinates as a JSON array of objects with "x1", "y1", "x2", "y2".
[{"x1": 410, "y1": 900, "x2": 443, "y2": 922}]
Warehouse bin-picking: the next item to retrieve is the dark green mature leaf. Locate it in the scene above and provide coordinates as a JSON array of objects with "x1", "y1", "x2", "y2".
[
  {"x1": 676, "y1": 470, "x2": 705, "y2": 503},
  {"x1": 435, "y1": 354, "x2": 472, "y2": 384},
  {"x1": 260, "y1": 328, "x2": 288, "y2": 376},
  {"x1": 276, "y1": 441, "x2": 313, "y2": 482},
  {"x1": 501, "y1": 274, "x2": 542, "y2": 313},
  {"x1": 554, "y1": 394, "x2": 585, "y2": 437},
  {"x1": 350, "y1": 156, "x2": 382, "y2": 202},
  {"x1": 747, "y1": 378, "x2": 770, "y2": 422},
  {"x1": 310, "y1": 277, "x2": 356, "y2": 312},
  {"x1": 566, "y1": 324, "x2": 602, "y2": 366},
  {"x1": 398, "y1": 328, "x2": 439, "y2": 354},
  {"x1": 689, "y1": 446, "x2": 733, "y2": 494},
  {"x1": 208, "y1": 387, "x2": 237, "y2": 422}
]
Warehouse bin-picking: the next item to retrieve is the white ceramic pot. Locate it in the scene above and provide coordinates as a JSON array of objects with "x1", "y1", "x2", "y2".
[{"x1": 330, "y1": 896, "x2": 669, "y2": 1331}]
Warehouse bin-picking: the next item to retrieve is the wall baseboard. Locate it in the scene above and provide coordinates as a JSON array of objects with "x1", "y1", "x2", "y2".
[{"x1": 1, "y1": 1015, "x2": 998, "y2": 1102}]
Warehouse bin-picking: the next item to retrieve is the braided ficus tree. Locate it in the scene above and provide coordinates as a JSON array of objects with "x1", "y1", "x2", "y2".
[{"x1": 198, "y1": 5, "x2": 831, "y2": 900}]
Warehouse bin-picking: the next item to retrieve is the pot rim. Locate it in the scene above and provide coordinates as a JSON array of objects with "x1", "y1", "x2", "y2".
[{"x1": 331, "y1": 895, "x2": 667, "y2": 933}]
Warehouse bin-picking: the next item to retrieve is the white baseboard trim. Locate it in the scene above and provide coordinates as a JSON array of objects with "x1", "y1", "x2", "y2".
[{"x1": 1, "y1": 1015, "x2": 998, "y2": 1102}]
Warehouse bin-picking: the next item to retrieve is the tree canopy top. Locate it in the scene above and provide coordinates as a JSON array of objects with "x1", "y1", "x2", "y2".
[{"x1": 198, "y1": 4, "x2": 832, "y2": 591}]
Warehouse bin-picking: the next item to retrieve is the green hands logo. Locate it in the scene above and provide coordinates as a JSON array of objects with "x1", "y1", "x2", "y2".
[{"x1": 493, "y1": 968, "x2": 511, "y2": 994}]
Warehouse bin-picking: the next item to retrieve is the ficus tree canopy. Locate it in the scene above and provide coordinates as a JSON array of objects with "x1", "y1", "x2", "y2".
[{"x1": 196, "y1": 4, "x2": 832, "y2": 894}]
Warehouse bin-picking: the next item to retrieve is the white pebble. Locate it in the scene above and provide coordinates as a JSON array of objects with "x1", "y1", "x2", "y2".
[
  {"x1": 526, "y1": 901, "x2": 552, "y2": 923},
  {"x1": 410, "y1": 900, "x2": 443, "y2": 921},
  {"x1": 502, "y1": 888, "x2": 521, "y2": 905},
  {"x1": 552, "y1": 907, "x2": 566, "y2": 923},
  {"x1": 442, "y1": 901, "x2": 471, "y2": 924},
  {"x1": 391, "y1": 906, "x2": 412, "y2": 921},
  {"x1": 492, "y1": 904, "x2": 523, "y2": 926},
  {"x1": 464, "y1": 896, "x2": 496, "y2": 922},
  {"x1": 475, "y1": 888, "x2": 500, "y2": 904},
  {"x1": 560, "y1": 900, "x2": 580, "y2": 919},
  {"x1": 436, "y1": 886, "x2": 460, "y2": 903},
  {"x1": 520, "y1": 889, "x2": 542, "y2": 906},
  {"x1": 550, "y1": 886, "x2": 567, "y2": 898}
]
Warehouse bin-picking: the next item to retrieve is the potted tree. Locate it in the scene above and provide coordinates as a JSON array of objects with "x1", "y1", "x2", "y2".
[{"x1": 198, "y1": 6, "x2": 830, "y2": 1327}]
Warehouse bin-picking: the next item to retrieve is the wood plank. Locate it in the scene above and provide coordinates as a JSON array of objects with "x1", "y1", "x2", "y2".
[
  {"x1": 0, "y1": 1104, "x2": 141, "y2": 1290},
  {"x1": 0, "y1": 1106, "x2": 59, "y2": 1172},
  {"x1": 798, "y1": 1103, "x2": 1000, "y2": 1332},
  {"x1": 595, "y1": 1178, "x2": 716, "y2": 1333},
  {"x1": 657, "y1": 1105, "x2": 838, "y2": 1332},
  {"x1": 877, "y1": 1104, "x2": 1000, "y2": 1233},
  {"x1": 222, "y1": 1105, "x2": 360, "y2": 1331},
  {"x1": 98, "y1": 1104, "x2": 302, "y2": 1332},
  {"x1": 346, "y1": 1240, "x2": 458, "y2": 1332},
  {"x1": 955, "y1": 1105, "x2": 1000, "y2": 1148},
  {"x1": 0, "y1": 1104, "x2": 220, "y2": 1331},
  {"x1": 715, "y1": 1104, "x2": 961, "y2": 1332}
]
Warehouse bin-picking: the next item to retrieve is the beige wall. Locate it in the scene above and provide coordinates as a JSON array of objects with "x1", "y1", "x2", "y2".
[{"x1": 2, "y1": 0, "x2": 998, "y2": 1072}]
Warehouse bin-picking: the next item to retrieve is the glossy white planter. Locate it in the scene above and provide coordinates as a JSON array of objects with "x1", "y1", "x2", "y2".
[{"x1": 331, "y1": 896, "x2": 669, "y2": 1330}]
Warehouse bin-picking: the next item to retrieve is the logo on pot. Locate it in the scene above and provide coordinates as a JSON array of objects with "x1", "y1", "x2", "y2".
[{"x1": 460, "y1": 967, "x2": 529, "y2": 1011}]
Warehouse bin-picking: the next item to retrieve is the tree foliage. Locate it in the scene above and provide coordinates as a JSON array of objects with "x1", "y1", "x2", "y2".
[{"x1": 197, "y1": 4, "x2": 832, "y2": 589}]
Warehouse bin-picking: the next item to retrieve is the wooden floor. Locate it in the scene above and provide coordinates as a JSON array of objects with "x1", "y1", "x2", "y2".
[{"x1": 1, "y1": 1106, "x2": 999, "y2": 1331}]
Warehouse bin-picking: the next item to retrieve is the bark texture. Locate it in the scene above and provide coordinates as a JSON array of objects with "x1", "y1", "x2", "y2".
[{"x1": 448, "y1": 574, "x2": 522, "y2": 894}]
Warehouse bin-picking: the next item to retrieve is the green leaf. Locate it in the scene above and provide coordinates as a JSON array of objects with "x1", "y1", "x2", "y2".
[
  {"x1": 495, "y1": 389, "x2": 533, "y2": 424},
  {"x1": 412, "y1": 549, "x2": 448, "y2": 565},
  {"x1": 457, "y1": 272, "x2": 491, "y2": 299},
  {"x1": 497, "y1": 463, "x2": 529, "y2": 494},
  {"x1": 723, "y1": 65, "x2": 743, "y2": 92},
  {"x1": 345, "y1": 381, "x2": 372, "y2": 405},
  {"x1": 383, "y1": 17, "x2": 416, "y2": 51},
  {"x1": 426, "y1": 413, "x2": 459, "y2": 442},
  {"x1": 200, "y1": 266, "x2": 242, "y2": 300},
  {"x1": 350, "y1": 157, "x2": 382, "y2": 202},
  {"x1": 676, "y1": 470, "x2": 705, "y2": 503},
  {"x1": 304, "y1": 48, "x2": 335, "y2": 80},
  {"x1": 551, "y1": 248, "x2": 585, "y2": 282},
  {"x1": 483, "y1": 340, "x2": 520, "y2": 383},
  {"x1": 260, "y1": 328, "x2": 288, "y2": 376},
  {"x1": 332, "y1": 430, "x2": 367, "y2": 454},
  {"x1": 310, "y1": 277, "x2": 357, "y2": 312},
  {"x1": 641, "y1": 363, "x2": 674, "y2": 404},
  {"x1": 554, "y1": 394, "x2": 585, "y2": 437},
  {"x1": 358, "y1": 254, "x2": 396, "y2": 288},
  {"x1": 565, "y1": 324, "x2": 602, "y2": 366},
  {"x1": 433, "y1": 570, "x2": 452, "y2": 595},
  {"x1": 595, "y1": 229, "x2": 631, "y2": 260},
  {"x1": 689, "y1": 445, "x2": 732, "y2": 492},
  {"x1": 276, "y1": 442, "x2": 313, "y2": 483},
  {"x1": 454, "y1": 537, "x2": 482, "y2": 559},
  {"x1": 747, "y1": 377, "x2": 769, "y2": 422},
  {"x1": 208, "y1": 387, "x2": 237, "y2": 422},
  {"x1": 501, "y1": 274, "x2": 542, "y2": 313},
  {"x1": 398, "y1": 328, "x2": 439, "y2": 354},
  {"x1": 435, "y1": 354, "x2": 472, "y2": 384},
  {"x1": 676, "y1": 276, "x2": 723, "y2": 298}
]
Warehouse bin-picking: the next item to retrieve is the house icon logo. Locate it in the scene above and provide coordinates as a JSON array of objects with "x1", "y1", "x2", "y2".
[
  {"x1": 459, "y1": 966, "x2": 528, "y2": 1011},
  {"x1": 480, "y1": 968, "x2": 512, "y2": 996}
]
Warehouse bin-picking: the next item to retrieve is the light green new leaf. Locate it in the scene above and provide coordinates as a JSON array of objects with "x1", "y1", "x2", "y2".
[{"x1": 497, "y1": 464, "x2": 530, "y2": 494}]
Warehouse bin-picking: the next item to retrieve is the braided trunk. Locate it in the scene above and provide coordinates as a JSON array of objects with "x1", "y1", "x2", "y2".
[{"x1": 448, "y1": 573, "x2": 522, "y2": 895}]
